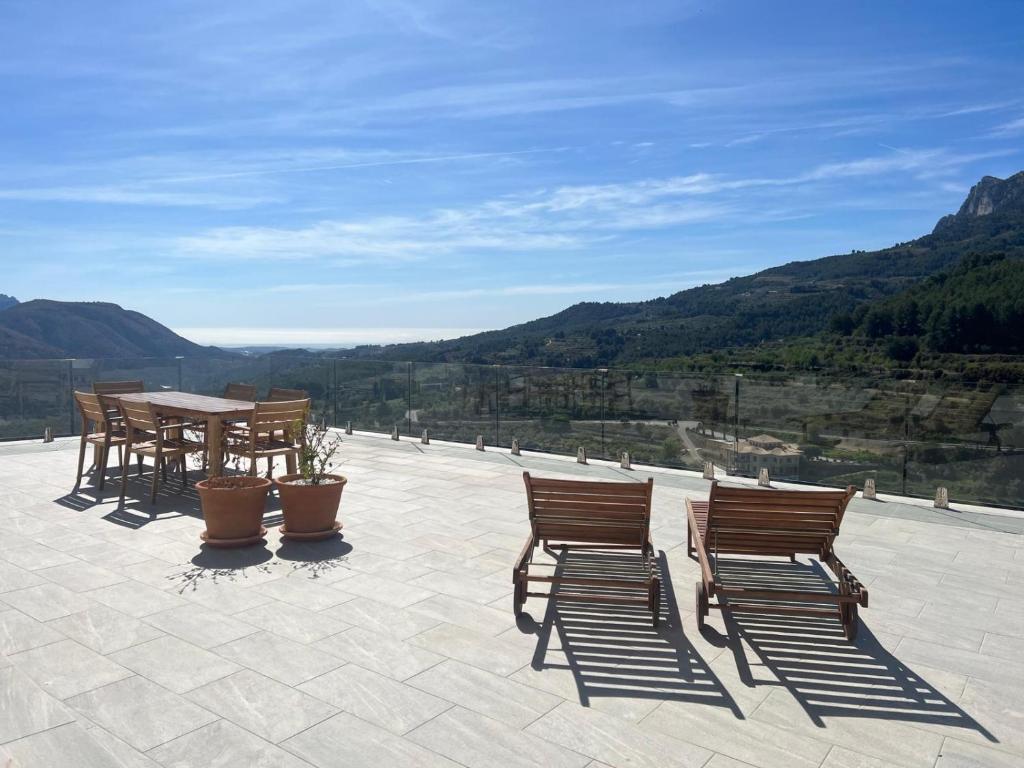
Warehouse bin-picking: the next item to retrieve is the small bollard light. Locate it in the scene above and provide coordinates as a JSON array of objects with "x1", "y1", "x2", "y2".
[
  {"x1": 476, "y1": 435, "x2": 485, "y2": 451},
  {"x1": 345, "y1": 421, "x2": 353, "y2": 435},
  {"x1": 43, "y1": 426, "x2": 53, "y2": 443},
  {"x1": 577, "y1": 446, "x2": 587, "y2": 464},
  {"x1": 421, "y1": 429, "x2": 430, "y2": 445},
  {"x1": 758, "y1": 467, "x2": 771, "y2": 487},
  {"x1": 620, "y1": 452, "x2": 631, "y2": 469},
  {"x1": 391, "y1": 425, "x2": 400, "y2": 441},
  {"x1": 935, "y1": 486, "x2": 949, "y2": 509},
  {"x1": 511, "y1": 439, "x2": 521, "y2": 456},
  {"x1": 863, "y1": 478, "x2": 877, "y2": 500},
  {"x1": 703, "y1": 462, "x2": 715, "y2": 480}
]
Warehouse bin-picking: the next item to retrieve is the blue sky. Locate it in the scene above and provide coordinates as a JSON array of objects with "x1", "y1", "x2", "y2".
[{"x1": 2, "y1": 0, "x2": 1023, "y2": 347}]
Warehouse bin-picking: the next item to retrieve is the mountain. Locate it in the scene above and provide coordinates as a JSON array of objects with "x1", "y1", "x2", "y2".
[
  {"x1": 0, "y1": 294, "x2": 18, "y2": 312},
  {"x1": 350, "y1": 171, "x2": 1024, "y2": 367},
  {"x1": 0, "y1": 300, "x2": 228, "y2": 359}
]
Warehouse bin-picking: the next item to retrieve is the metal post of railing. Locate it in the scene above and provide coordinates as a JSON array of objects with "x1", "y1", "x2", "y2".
[
  {"x1": 67, "y1": 359, "x2": 75, "y2": 436},
  {"x1": 600, "y1": 369, "x2": 607, "y2": 458},
  {"x1": 494, "y1": 365, "x2": 501, "y2": 448},
  {"x1": 332, "y1": 359, "x2": 338, "y2": 428},
  {"x1": 403, "y1": 362, "x2": 411, "y2": 438},
  {"x1": 175, "y1": 356, "x2": 183, "y2": 392},
  {"x1": 733, "y1": 373, "x2": 742, "y2": 470}
]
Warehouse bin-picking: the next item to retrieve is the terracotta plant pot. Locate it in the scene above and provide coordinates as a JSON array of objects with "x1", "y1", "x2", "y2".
[
  {"x1": 196, "y1": 476, "x2": 272, "y2": 547},
  {"x1": 275, "y1": 473, "x2": 347, "y2": 541}
]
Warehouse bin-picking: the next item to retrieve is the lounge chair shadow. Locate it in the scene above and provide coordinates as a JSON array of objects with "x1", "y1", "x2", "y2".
[
  {"x1": 714, "y1": 558, "x2": 996, "y2": 741},
  {"x1": 525, "y1": 549, "x2": 742, "y2": 716}
]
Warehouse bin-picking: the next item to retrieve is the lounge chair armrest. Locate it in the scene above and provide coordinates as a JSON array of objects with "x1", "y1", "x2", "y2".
[{"x1": 686, "y1": 498, "x2": 715, "y2": 591}]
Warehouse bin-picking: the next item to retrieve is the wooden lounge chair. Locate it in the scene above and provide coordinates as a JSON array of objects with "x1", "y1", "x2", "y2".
[
  {"x1": 118, "y1": 400, "x2": 204, "y2": 504},
  {"x1": 514, "y1": 472, "x2": 660, "y2": 626},
  {"x1": 687, "y1": 481, "x2": 866, "y2": 640},
  {"x1": 72, "y1": 392, "x2": 128, "y2": 496},
  {"x1": 223, "y1": 399, "x2": 310, "y2": 478}
]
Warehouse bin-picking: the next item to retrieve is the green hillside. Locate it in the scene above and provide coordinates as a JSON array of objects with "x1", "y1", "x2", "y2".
[{"x1": 350, "y1": 171, "x2": 1024, "y2": 368}]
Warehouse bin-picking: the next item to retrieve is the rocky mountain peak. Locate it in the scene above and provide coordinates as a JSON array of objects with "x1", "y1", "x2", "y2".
[{"x1": 955, "y1": 171, "x2": 1024, "y2": 218}]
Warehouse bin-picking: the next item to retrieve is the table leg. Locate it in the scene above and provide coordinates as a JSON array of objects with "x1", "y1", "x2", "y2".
[{"x1": 207, "y1": 415, "x2": 224, "y2": 478}]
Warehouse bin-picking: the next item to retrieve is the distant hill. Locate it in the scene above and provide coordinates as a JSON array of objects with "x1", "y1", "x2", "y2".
[
  {"x1": 348, "y1": 171, "x2": 1024, "y2": 367},
  {"x1": 0, "y1": 294, "x2": 18, "y2": 312},
  {"x1": 0, "y1": 300, "x2": 229, "y2": 359}
]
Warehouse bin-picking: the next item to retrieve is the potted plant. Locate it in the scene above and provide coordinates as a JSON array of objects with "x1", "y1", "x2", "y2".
[
  {"x1": 275, "y1": 420, "x2": 346, "y2": 540},
  {"x1": 196, "y1": 474, "x2": 272, "y2": 548}
]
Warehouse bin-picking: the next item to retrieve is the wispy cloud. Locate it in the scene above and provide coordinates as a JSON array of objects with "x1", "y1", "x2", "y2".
[
  {"x1": 0, "y1": 185, "x2": 275, "y2": 208},
  {"x1": 989, "y1": 116, "x2": 1024, "y2": 137}
]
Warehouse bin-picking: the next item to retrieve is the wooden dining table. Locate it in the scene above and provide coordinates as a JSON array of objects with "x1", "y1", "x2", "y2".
[{"x1": 110, "y1": 391, "x2": 255, "y2": 478}]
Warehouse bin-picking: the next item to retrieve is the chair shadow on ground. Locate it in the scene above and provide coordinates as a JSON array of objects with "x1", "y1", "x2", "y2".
[
  {"x1": 704, "y1": 557, "x2": 997, "y2": 741},
  {"x1": 518, "y1": 548, "x2": 743, "y2": 716}
]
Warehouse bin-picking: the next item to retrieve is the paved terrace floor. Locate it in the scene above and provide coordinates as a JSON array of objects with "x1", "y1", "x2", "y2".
[{"x1": 1, "y1": 431, "x2": 1022, "y2": 768}]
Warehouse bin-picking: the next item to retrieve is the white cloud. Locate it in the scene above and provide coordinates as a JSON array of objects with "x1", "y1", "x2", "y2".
[{"x1": 989, "y1": 116, "x2": 1024, "y2": 137}]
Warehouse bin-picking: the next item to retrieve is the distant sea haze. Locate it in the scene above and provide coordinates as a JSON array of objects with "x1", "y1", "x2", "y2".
[{"x1": 175, "y1": 327, "x2": 487, "y2": 348}]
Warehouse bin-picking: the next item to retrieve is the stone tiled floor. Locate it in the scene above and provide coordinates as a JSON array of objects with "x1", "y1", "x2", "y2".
[{"x1": 0, "y1": 432, "x2": 1022, "y2": 767}]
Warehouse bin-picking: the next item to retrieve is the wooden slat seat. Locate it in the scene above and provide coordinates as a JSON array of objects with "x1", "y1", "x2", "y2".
[
  {"x1": 514, "y1": 472, "x2": 660, "y2": 625},
  {"x1": 687, "y1": 481, "x2": 865, "y2": 640}
]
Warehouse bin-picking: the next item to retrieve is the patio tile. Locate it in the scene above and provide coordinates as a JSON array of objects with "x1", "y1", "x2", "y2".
[
  {"x1": 297, "y1": 663, "x2": 452, "y2": 734},
  {"x1": 111, "y1": 635, "x2": 241, "y2": 693},
  {"x1": 408, "y1": 705, "x2": 591, "y2": 768},
  {"x1": 335, "y1": 573, "x2": 437, "y2": 608},
  {"x1": 321, "y1": 596, "x2": 441, "y2": 640},
  {"x1": 407, "y1": 593, "x2": 517, "y2": 636},
  {"x1": 83, "y1": 724, "x2": 163, "y2": 768},
  {"x1": 932, "y1": 739, "x2": 1024, "y2": 768},
  {"x1": 408, "y1": 569, "x2": 511, "y2": 605},
  {"x1": 527, "y1": 700, "x2": 713, "y2": 768},
  {"x1": 407, "y1": 658, "x2": 561, "y2": 728},
  {"x1": 85, "y1": 580, "x2": 188, "y2": 618},
  {"x1": 282, "y1": 711, "x2": 460, "y2": 768},
  {"x1": 254, "y1": 575, "x2": 356, "y2": 610},
  {"x1": 408, "y1": 621, "x2": 530, "y2": 675},
  {"x1": 313, "y1": 626, "x2": 444, "y2": 681},
  {"x1": 36, "y1": 560, "x2": 126, "y2": 593},
  {"x1": 186, "y1": 669, "x2": 337, "y2": 743},
  {"x1": 0, "y1": 560, "x2": 45, "y2": 593},
  {"x1": 0, "y1": 722, "x2": 125, "y2": 768},
  {"x1": 0, "y1": 608, "x2": 64, "y2": 655},
  {"x1": 1, "y1": 582, "x2": 94, "y2": 621},
  {"x1": 0, "y1": 666, "x2": 75, "y2": 743},
  {"x1": 143, "y1": 604, "x2": 258, "y2": 648},
  {"x1": 233, "y1": 599, "x2": 350, "y2": 644},
  {"x1": 0, "y1": 539, "x2": 79, "y2": 571},
  {"x1": 149, "y1": 720, "x2": 311, "y2": 768},
  {"x1": 46, "y1": 604, "x2": 164, "y2": 654},
  {"x1": 213, "y1": 630, "x2": 344, "y2": 686},
  {"x1": 9, "y1": 639, "x2": 132, "y2": 699},
  {"x1": 67, "y1": 675, "x2": 218, "y2": 752}
]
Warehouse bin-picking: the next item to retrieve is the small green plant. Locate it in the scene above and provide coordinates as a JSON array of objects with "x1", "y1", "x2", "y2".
[{"x1": 295, "y1": 418, "x2": 342, "y2": 485}]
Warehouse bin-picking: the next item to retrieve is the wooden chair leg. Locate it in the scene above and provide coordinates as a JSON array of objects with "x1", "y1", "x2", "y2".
[
  {"x1": 98, "y1": 439, "x2": 110, "y2": 493},
  {"x1": 120, "y1": 445, "x2": 131, "y2": 506},
  {"x1": 696, "y1": 582, "x2": 708, "y2": 631},
  {"x1": 180, "y1": 452, "x2": 188, "y2": 491},
  {"x1": 265, "y1": 457, "x2": 273, "y2": 479},
  {"x1": 75, "y1": 434, "x2": 87, "y2": 489},
  {"x1": 150, "y1": 451, "x2": 161, "y2": 504}
]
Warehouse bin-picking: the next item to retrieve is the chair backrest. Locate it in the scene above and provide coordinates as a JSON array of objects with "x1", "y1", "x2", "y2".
[
  {"x1": 705, "y1": 481, "x2": 856, "y2": 557},
  {"x1": 74, "y1": 391, "x2": 108, "y2": 428},
  {"x1": 523, "y1": 472, "x2": 653, "y2": 548},
  {"x1": 266, "y1": 387, "x2": 308, "y2": 402},
  {"x1": 118, "y1": 400, "x2": 160, "y2": 435},
  {"x1": 250, "y1": 399, "x2": 310, "y2": 436},
  {"x1": 223, "y1": 382, "x2": 257, "y2": 401},
  {"x1": 93, "y1": 380, "x2": 144, "y2": 396}
]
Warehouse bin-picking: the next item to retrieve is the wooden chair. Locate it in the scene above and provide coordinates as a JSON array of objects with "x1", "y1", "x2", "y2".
[
  {"x1": 224, "y1": 399, "x2": 309, "y2": 478},
  {"x1": 73, "y1": 392, "x2": 128, "y2": 496},
  {"x1": 92, "y1": 380, "x2": 143, "y2": 421},
  {"x1": 118, "y1": 400, "x2": 203, "y2": 505},
  {"x1": 266, "y1": 387, "x2": 308, "y2": 401},
  {"x1": 223, "y1": 382, "x2": 258, "y2": 402},
  {"x1": 514, "y1": 472, "x2": 660, "y2": 626},
  {"x1": 686, "y1": 481, "x2": 866, "y2": 640}
]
